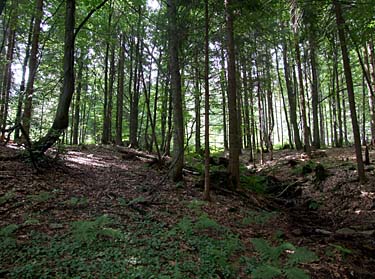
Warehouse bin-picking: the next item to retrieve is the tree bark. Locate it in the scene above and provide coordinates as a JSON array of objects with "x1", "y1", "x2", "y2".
[
  {"x1": 225, "y1": 0, "x2": 240, "y2": 189},
  {"x1": 203, "y1": 0, "x2": 210, "y2": 201},
  {"x1": 309, "y1": 33, "x2": 320, "y2": 149},
  {"x1": 0, "y1": 9, "x2": 16, "y2": 139},
  {"x1": 291, "y1": 2, "x2": 311, "y2": 156},
  {"x1": 334, "y1": 0, "x2": 365, "y2": 182},
  {"x1": 194, "y1": 51, "x2": 201, "y2": 153},
  {"x1": 72, "y1": 52, "x2": 84, "y2": 145},
  {"x1": 14, "y1": 16, "x2": 34, "y2": 140},
  {"x1": 116, "y1": 34, "x2": 125, "y2": 145},
  {"x1": 33, "y1": 0, "x2": 75, "y2": 153},
  {"x1": 168, "y1": 0, "x2": 184, "y2": 181},
  {"x1": 21, "y1": 0, "x2": 43, "y2": 137},
  {"x1": 282, "y1": 39, "x2": 302, "y2": 150}
]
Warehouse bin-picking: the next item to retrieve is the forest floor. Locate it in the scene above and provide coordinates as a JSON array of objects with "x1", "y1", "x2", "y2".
[{"x1": 0, "y1": 143, "x2": 374, "y2": 278}]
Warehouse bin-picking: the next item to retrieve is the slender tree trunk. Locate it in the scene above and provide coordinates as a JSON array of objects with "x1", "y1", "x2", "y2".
[
  {"x1": 310, "y1": 34, "x2": 320, "y2": 149},
  {"x1": 116, "y1": 35, "x2": 125, "y2": 145},
  {"x1": 15, "y1": 16, "x2": 34, "y2": 140},
  {"x1": 22, "y1": 0, "x2": 43, "y2": 136},
  {"x1": 292, "y1": 4, "x2": 311, "y2": 156},
  {"x1": 130, "y1": 23, "x2": 142, "y2": 148},
  {"x1": 275, "y1": 47, "x2": 293, "y2": 148},
  {"x1": 72, "y1": 52, "x2": 84, "y2": 145},
  {"x1": 203, "y1": 0, "x2": 210, "y2": 201},
  {"x1": 332, "y1": 68, "x2": 339, "y2": 147},
  {"x1": 225, "y1": 0, "x2": 240, "y2": 189},
  {"x1": 334, "y1": 0, "x2": 365, "y2": 182},
  {"x1": 367, "y1": 42, "x2": 375, "y2": 145},
  {"x1": 161, "y1": 77, "x2": 169, "y2": 152},
  {"x1": 241, "y1": 57, "x2": 252, "y2": 151},
  {"x1": 34, "y1": 0, "x2": 75, "y2": 153},
  {"x1": 220, "y1": 46, "x2": 228, "y2": 151},
  {"x1": 168, "y1": 0, "x2": 184, "y2": 181},
  {"x1": 362, "y1": 76, "x2": 367, "y2": 145},
  {"x1": 194, "y1": 51, "x2": 201, "y2": 153},
  {"x1": 282, "y1": 39, "x2": 302, "y2": 150},
  {"x1": 0, "y1": 20, "x2": 15, "y2": 138}
]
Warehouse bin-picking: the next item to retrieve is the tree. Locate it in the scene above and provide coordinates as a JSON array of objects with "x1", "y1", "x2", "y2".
[
  {"x1": 225, "y1": 0, "x2": 240, "y2": 189},
  {"x1": 203, "y1": 0, "x2": 210, "y2": 201},
  {"x1": 333, "y1": 0, "x2": 365, "y2": 182},
  {"x1": 168, "y1": 0, "x2": 184, "y2": 182},
  {"x1": 21, "y1": 0, "x2": 43, "y2": 136}
]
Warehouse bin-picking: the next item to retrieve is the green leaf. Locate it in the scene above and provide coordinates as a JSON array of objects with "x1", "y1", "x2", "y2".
[
  {"x1": 251, "y1": 238, "x2": 274, "y2": 260},
  {"x1": 252, "y1": 264, "x2": 282, "y2": 279},
  {"x1": 0, "y1": 224, "x2": 19, "y2": 237},
  {"x1": 284, "y1": 267, "x2": 311, "y2": 279},
  {"x1": 287, "y1": 247, "x2": 318, "y2": 265}
]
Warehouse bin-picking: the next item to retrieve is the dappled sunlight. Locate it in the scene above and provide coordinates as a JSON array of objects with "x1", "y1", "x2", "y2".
[{"x1": 65, "y1": 151, "x2": 129, "y2": 170}]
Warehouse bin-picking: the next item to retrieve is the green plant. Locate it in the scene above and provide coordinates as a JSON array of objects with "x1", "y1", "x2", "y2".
[
  {"x1": 70, "y1": 215, "x2": 122, "y2": 244},
  {"x1": 242, "y1": 210, "x2": 277, "y2": 225},
  {"x1": 187, "y1": 199, "x2": 206, "y2": 214},
  {"x1": 328, "y1": 244, "x2": 353, "y2": 259},
  {"x1": 240, "y1": 175, "x2": 268, "y2": 193},
  {"x1": 0, "y1": 191, "x2": 15, "y2": 205},
  {"x1": 308, "y1": 200, "x2": 320, "y2": 210},
  {"x1": 62, "y1": 196, "x2": 89, "y2": 207},
  {"x1": 0, "y1": 224, "x2": 19, "y2": 249},
  {"x1": 27, "y1": 191, "x2": 54, "y2": 203},
  {"x1": 248, "y1": 238, "x2": 318, "y2": 279}
]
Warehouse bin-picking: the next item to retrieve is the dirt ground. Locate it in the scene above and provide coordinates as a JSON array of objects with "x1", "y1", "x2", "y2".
[{"x1": 0, "y1": 144, "x2": 374, "y2": 278}]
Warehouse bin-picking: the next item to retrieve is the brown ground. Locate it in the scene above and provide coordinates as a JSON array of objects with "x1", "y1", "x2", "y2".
[{"x1": 0, "y1": 144, "x2": 374, "y2": 278}]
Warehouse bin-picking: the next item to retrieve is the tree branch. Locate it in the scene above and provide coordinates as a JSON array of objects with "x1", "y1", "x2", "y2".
[{"x1": 74, "y1": 0, "x2": 109, "y2": 40}]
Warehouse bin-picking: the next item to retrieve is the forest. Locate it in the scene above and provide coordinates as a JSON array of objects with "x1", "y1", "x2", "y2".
[{"x1": 0, "y1": 0, "x2": 375, "y2": 278}]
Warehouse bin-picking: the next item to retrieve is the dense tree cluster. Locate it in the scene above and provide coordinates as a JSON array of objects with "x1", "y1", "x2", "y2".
[{"x1": 1, "y1": 0, "x2": 374, "y2": 185}]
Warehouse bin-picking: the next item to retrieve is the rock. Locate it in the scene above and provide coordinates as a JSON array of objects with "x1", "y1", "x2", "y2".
[{"x1": 335, "y1": 228, "x2": 356, "y2": 237}]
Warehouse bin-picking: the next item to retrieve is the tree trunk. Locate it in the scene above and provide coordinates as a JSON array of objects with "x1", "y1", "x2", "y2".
[
  {"x1": 194, "y1": 51, "x2": 201, "y2": 153},
  {"x1": 241, "y1": 57, "x2": 252, "y2": 152},
  {"x1": 275, "y1": 46, "x2": 293, "y2": 148},
  {"x1": 116, "y1": 34, "x2": 125, "y2": 145},
  {"x1": 0, "y1": 18, "x2": 15, "y2": 138},
  {"x1": 292, "y1": 7, "x2": 311, "y2": 156},
  {"x1": 282, "y1": 39, "x2": 302, "y2": 150},
  {"x1": 22, "y1": 0, "x2": 43, "y2": 137},
  {"x1": 225, "y1": 0, "x2": 240, "y2": 189},
  {"x1": 14, "y1": 16, "x2": 34, "y2": 140},
  {"x1": 220, "y1": 45, "x2": 228, "y2": 151},
  {"x1": 367, "y1": 42, "x2": 375, "y2": 145},
  {"x1": 309, "y1": 34, "x2": 320, "y2": 149},
  {"x1": 203, "y1": 0, "x2": 210, "y2": 201},
  {"x1": 33, "y1": 0, "x2": 75, "y2": 153},
  {"x1": 130, "y1": 23, "x2": 142, "y2": 148},
  {"x1": 334, "y1": 0, "x2": 365, "y2": 182},
  {"x1": 168, "y1": 0, "x2": 184, "y2": 181},
  {"x1": 72, "y1": 52, "x2": 84, "y2": 145}
]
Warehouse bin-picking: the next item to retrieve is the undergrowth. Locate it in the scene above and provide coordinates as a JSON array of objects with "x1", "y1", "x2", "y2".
[{"x1": 0, "y1": 201, "x2": 318, "y2": 278}]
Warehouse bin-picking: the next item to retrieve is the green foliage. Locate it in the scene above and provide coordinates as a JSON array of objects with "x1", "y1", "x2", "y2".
[
  {"x1": 242, "y1": 210, "x2": 277, "y2": 225},
  {"x1": 62, "y1": 196, "x2": 88, "y2": 207},
  {"x1": 308, "y1": 200, "x2": 320, "y2": 210},
  {"x1": 329, "y1": 244, "x2": 353, "y2": 256},
  {"x1": 247, "y1": 238, "x2": 318, "y2": 279},
  {"x1": 27, "y1": 191, "x2": 54, "y2": 203},
  {"x1": 71, "y1": 215, "x2": 122, "y2": 244},
  {"x1": 292, "y1": 161, "x2": 318, "y2": 176},
  {"x1": 240, "y1": 175, "x2": 268, "y2": 193},
  {"x1": 187, "y1": 199, "x2": 206, "y2": 214},
  {"x1": 0, "y1": 191, "x2": 15, "y2": 205},
  {"x1": 0, "y1": 224, "x2": 19, "y2": 249}
]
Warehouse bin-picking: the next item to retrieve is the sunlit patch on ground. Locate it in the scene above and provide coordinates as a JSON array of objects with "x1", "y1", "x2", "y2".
[{"x1": 65, "y1": 151, "x2": 129, "y2": 170}]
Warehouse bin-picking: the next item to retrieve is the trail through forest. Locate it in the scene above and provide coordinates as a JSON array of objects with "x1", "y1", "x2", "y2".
[{"x1": 0, "y1": 144, "x2": 375, "y2": 278}]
